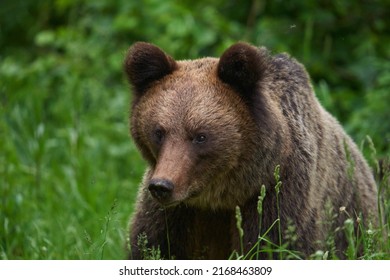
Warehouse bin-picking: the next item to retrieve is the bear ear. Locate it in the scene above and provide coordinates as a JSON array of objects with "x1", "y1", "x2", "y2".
[
  {"x1": 124, "y1": 42, "x2": 177, "y2": 95},
  {"x1": 217, "y1": 42, "x2": 268, "y2": 98}
]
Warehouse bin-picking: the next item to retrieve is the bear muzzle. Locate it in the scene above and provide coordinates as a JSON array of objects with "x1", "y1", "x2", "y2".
[{"x1": 148, "y1": 178, "x2": 174, "y2": 203}]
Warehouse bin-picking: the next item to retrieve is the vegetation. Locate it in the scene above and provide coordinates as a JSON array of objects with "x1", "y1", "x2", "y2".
[{"x1": 1, "y1": 0, "x2": 389, "y2": 259}]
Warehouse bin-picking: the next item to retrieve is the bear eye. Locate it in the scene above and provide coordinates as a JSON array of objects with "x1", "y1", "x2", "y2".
[
  {"x1": 153, "y1": 128, "x2": 165, "y2": 144},
  {"x1": 193, "y1": 133, "x2": 207, "y2": 144}
]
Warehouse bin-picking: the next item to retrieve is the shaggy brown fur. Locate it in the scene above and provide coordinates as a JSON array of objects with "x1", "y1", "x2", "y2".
[{"x1": 124, "y1": 42, "x2": 378, "y2": 259}]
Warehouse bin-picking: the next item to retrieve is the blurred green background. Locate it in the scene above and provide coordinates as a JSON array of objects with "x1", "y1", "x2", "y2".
[{"x1": 1, "y1": 0, "x2": 389, "y2": 259}]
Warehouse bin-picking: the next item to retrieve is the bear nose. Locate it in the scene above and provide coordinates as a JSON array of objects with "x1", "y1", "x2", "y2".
[{"x1": 148, "y1": 178, "x2": 174, "y2": 201}]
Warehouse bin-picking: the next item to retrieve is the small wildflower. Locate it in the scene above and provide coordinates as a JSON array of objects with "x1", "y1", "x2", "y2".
[{"x1": 339, "y1": 206, "x2": 346, "y2": 213}]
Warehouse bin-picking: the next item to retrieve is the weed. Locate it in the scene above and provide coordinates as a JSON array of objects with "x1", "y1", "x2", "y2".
[
  {"x1": 235, "y1": 206, "x2": 244, "y2": 257},
  {"x1": 274, "y1": 165, "x2": 283, "y2": 259},
  {"x1": 136, "y1": 233, "x2": 162, "y2": 260},
  {"x1": 256, "y1": 184, "x2": 266, "y2": 259}
]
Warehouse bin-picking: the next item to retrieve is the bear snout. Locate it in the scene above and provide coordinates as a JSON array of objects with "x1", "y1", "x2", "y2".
[{"x1": 148, "y1": 178, "x2": 174, "y2": 202}]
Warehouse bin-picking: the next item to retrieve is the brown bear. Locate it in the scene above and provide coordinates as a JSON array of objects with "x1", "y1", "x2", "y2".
[{"x1": 124, "y1": 42, "x2": 378, "y2": 259}]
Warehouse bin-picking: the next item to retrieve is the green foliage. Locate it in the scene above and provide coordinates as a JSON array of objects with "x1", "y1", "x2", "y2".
[
  {"x1": 135, "y1": 233, "x2": 162, "y2": 260},
  {"x1": 0, "y1": 0, "x2": 389, "y2": 259}
]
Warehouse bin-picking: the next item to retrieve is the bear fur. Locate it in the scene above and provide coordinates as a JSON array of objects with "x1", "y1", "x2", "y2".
[{"x1": 124, "y1": 42, "x2": 378, "y2": 259}]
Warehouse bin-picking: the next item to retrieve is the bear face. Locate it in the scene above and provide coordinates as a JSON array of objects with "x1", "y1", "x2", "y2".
[{"x1": 125, "y1": 42, "x2": 268, "y2": 209}]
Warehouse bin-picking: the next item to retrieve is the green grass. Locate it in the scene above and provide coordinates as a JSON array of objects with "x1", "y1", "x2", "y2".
[
  {"x1": 0, "y1": 64, "x2": 145, "y2": 258},
  {"x1": 1, "y1": 109, "x2": 144, "y2": 259}
]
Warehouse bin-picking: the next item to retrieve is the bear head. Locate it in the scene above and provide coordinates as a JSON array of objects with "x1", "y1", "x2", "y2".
[{"x1": 124, "y1": 42, "x2": 272, "y2": 209}]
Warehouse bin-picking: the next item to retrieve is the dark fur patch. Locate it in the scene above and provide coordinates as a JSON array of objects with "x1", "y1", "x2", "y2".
[
  {"x1": 124, "y1": 42, "x2": 177, "y2": 95},
  {"x1": 217, "y1": 42, "x2": 268, "y2": 98}
]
